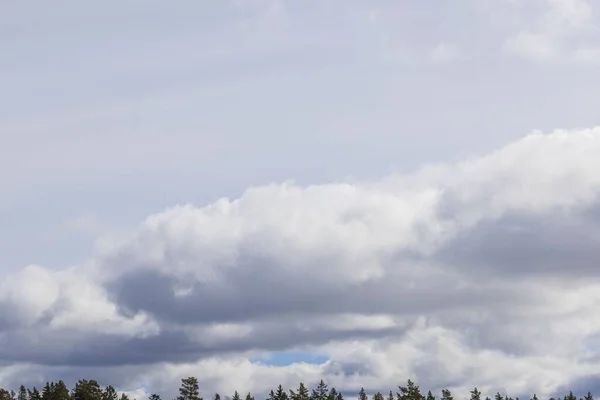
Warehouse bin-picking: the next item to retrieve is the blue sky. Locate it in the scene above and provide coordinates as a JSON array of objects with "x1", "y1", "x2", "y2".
[{"x1": 3, "y1": 0, "x2": 600, "y2": 398}]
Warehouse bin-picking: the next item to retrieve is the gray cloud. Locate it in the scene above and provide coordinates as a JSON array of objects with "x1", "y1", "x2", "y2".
[{"x1": 1, "y1": 127, "x2": 599, "y2": 398}]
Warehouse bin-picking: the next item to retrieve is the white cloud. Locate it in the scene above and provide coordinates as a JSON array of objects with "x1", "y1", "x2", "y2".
[
  {"x1": 3, "y1": 127, "x2": 600, "y2": 397},
  {"x1": 503, "y1": 0, "x2": 600, "y2": 64}
]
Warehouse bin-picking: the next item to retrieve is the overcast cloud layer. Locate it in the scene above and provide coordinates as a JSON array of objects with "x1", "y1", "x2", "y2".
[{"x1": 3, "y1": 0, "x2": 600, "y2": 399}]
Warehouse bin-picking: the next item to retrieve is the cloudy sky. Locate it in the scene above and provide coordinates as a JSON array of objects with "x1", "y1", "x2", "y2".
[{"x1": 2, "y1": 0, "x2": 600, "y2": 398}]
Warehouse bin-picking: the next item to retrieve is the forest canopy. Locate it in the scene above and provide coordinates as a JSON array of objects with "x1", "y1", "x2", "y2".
[{"x1": 0, "y1": 378, "x2": 594, "y2": 400}]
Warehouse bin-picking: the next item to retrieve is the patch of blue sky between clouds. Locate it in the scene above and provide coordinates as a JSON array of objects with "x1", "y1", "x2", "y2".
[{"x1": 251, "y1": 351, "x2": 329, "y2": 367}]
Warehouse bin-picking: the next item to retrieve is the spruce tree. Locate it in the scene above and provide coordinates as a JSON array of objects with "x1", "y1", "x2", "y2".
[
  {"x1": 245, "y1": 394, "x2": 254, "y2": 400},
  {"x1": 469, "y1": 388, "x2": 481, "y2": 400},
  {"x1": 426, "y1": 392, "x2": 435, "y2": 400},
  {"x1": 178, "y1": 378, "x2": 201, "y2": 400},
  {"x1": 16, "y1": 386, "x2": 27, "y2": 400},
  {"x1": 359, "y1": 389, "x2": 367, "y2": 400},
  {"x1": 29, "y1": 389, "x2": 42, "y2": 400},
  {"x1": 373, "y1": 393, "x2": 384, "y2": 400},
  {"x1": 290, "y1": 384, "x2": 309, "y2": 400},
  {"x1": 231, "y1": 392, "x2": 240, "y2": 400},
  {"x1": 584, "y1": 393, "x2": 594, "y2": 400},
  {"x1": 275, "y1": 386, "x2": 288, "y2": 400},
  {"x1": 311, "y1": 381, "x2": 328, "y2": 400}
]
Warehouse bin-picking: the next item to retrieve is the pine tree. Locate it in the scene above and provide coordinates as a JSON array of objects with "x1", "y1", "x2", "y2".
[
  {"x1": 373, "y1": 393, "x2": 384, "y2": 400},
  {"x1": 565, "y1": 392, "x2": 577, "y2": 400},
  {"x1": 584, "y1": 392, "x2": 594, "y2": 400},
  {"x1": 387, "y1": 392, "x2": 394, "y2": 400},
  {"x1": 0, "y1": 390, "x2": 12, "y2": 400},
  {"x1": 398, "y1": 380, "x2": 424, "y2": 400},
  {"x1": 441, "y1": 389, "x2": 453, "y2": 400},
  {"x1": 328, "y1": 388, "x2": 338, "y2": 400},
  {"x1": 469, "y1": 388, "x2": 481, "y2": 400},
  {"x1": 359, "y1": 389, "x2": 367, "y2": 400},
  {"x1": 214, "y1": 394, "x2": 220, "y2": 400},
  {"x1": 231, "y1": 392, "x2": 240, "y2": 400},
  {"x1": 149, "y1": 395, "x2": 161, "y2": 400},
  {"x1": 426, "y1": 392, "x2": 435, "y2": 400},
  {"x1": 245, "y1": 394, "x2": 254, "y2": 400},
  {"x1": 178, "y1": 377, "x2": 201, "y2": 400},
  {"x1": 102, "y1": 386, "x2": 118, "y2": 400}
]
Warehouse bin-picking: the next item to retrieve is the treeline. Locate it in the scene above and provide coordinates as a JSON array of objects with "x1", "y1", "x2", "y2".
[{"x1": 0, "y1": 377, "x2": 595, "y2": 400}]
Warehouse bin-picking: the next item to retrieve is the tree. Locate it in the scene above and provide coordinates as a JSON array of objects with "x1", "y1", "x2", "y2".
[
  {"x1": 398, "y1": 380, "x2": 423, "y2": 400},
  {"x1": 214, "y1": 395, "x2": 221, "y2": 400},
  {"x1": 275, "y1": 386, "x2": 288, "y2": 400},
  {"x1": 584, "y1": 393, "x2": 594, "y2": 400},
  {"x1": 373, "y1": 393, "x2": 384, "y2": 400},
  {"x1": 0, "y1": 390, "x2": 12, "y2": 400},
  {"x1": 178, "y1": 377, "x2": 201, "y2": 400},
  {"x1": 358, "y1": 389, "x2": 367, "y2": 400},
  {"x1": 441, "y1": 390, "x2": 452, "y2": 400},
  {"x1": 72, "y1": 380, "x2": 102, "y2": 400},
  {"x1": 102, "y1": 386, "x2": 118, "y2": 400},
  {"x1": 290, "y1": 384, "x2": 309, "y2": 400},
  {"x1": 469, "y1": 389, "x2": 481, "y2": 400},
  {"x1": 245, "y1": 394, "x2": 254, "y2": 400},
  {"x1": 29, "y1": 389, "x2": 42, "y2": 400},
  {"x1": 565, "y1": 392, "x2": 577, "y2": 400},
  {"x1": 17, "y1": 386, "x2": 27, "y2": 400},
  {"x1": 311, "y1": 381, "x2": 328, "y2": 400},
  {"x1": 426, "y1": 392, "x2": 435, "y2": 400},
  {"x1": 387, "y1": 392, "x2": 394, "y2": 400},
  {"x1": 231, "y1": 392, "x2": 240, "y2": 400},
  {"x1": 149, "y1": 395, "x2": 162, "y2": 400}
]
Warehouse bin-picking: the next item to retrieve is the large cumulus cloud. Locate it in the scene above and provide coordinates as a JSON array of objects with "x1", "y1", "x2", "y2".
[{"x1": 2, "y1": 127, "x2": 600, "y2": 398}]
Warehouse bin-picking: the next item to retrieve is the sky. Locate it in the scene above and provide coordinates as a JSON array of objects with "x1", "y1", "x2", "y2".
[{"x1": 2, "y1": 0, "x2": 600, "y2": 398}]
